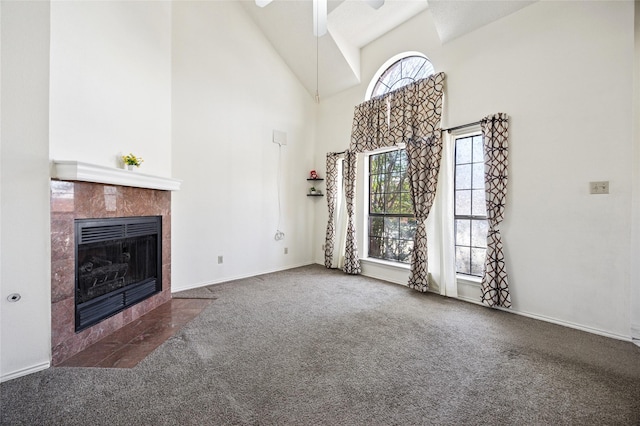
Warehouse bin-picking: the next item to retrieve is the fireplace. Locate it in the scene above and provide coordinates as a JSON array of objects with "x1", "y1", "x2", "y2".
[
  {"x1": 51, "y1": 175, "x2": 176, "y2": 365},
  {"x1": 75, "y1": 216, "x2": 162, "y2": 331}
]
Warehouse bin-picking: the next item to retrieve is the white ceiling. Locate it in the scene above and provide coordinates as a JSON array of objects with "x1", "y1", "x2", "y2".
[{"x1": 238, "y1": 0, "x2": 535, "y2": 100}]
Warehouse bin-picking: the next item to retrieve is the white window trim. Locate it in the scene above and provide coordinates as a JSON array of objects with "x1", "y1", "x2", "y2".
[{"x1": 447, "y1": 125, "x2": 485, "y2": 294}]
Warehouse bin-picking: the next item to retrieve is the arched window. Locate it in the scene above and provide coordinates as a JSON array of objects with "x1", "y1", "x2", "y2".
[
  {"x1": 366, "y1": 53, "x2": 435, "y2": 100},
  {"x1": 365, "y1": 52, "x2": 435, "y2": 264}
]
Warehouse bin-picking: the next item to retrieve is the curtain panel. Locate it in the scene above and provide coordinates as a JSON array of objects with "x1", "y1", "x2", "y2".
[
  {"x1": 343, "y1": 150, "x2": 361, "y2": 274},
  {"x1": 324, "y1": 153, "x2": 340, "y2": 268},
  {"x1": 343, "y1": 72, "x2": 445, "y2": 282},
  {"x1": 480, "y1": 113, "x2": 511, "y2": 308},
  {"x1": 406, "y1": 132, "x2": 443, "y2": 292}
]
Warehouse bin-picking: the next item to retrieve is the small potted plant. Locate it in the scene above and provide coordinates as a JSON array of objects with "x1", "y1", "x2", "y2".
[
  {"x1": 122, "y1": 153, "x2": 143, "y2": 170},
  {"x1": 309, "y1": 187, "x2": 317, "y2": 195}
]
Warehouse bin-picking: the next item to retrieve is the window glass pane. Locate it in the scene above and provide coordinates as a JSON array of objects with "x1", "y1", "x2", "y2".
[
  {"x1": 456, "y1": 246, "x2": 471, "y2": 275},
  {"x1": 369, "y1": 217, "x2": 384, "y2": 238},
  {"x1": 455, "y1": 219, "x2": 471, "y2": 247},
  {"x1": 455, "y1": 190, "x2": 471, "y2": 216},
  {"x1": 400, "y1": 193, "x2": 413, "y2": 215},
  {"x1": 471, "y1": 248, "x2": 486, "y2": 276},
  {"x1": 455, "y1": 133, "x2": 487, "y2": 276},
  {"x1": 371, "y1": 56, "x2": 434, "y2": 100},
  {"x1": 471, "y1": 219, "x2": 489, "y2": 248},
  {"x1": 383, "y1": 238, "x2": 397, "y2": 261},
  {"x1": 455, "y1": 137, "x2": 472, "y2": 164},
  {"x1": 384, "y1": 217, "x2": 399, "y2": 238},
  {"x1": 389, "y1": 173, "x2": 402, "y2": 191},
  {"x1": 399, "y1": 217, "x2": 417, "y2": 239},
  {"x1": 372, "y1": 83, "x2": 389, "y2": 98},
  {"x1": 472, "y1": 163, "x2": 485, "y2": 189},
  {"x1": 380, "y1": 64, "x2": 402, "y2": 93},
  {"x1": 398, "y1": 240, "x2": 413, "y2": 263},
  {"x1": 370, "y1": 194, "x2": 384, "y2": 214},
  {"x1": 455, "y1": 164, "x2": 471, "y2": 189},
  {"x1": 387, "y1": 193, "x2": 401, "y2": 214},
  {"x1": 472, "y1": 136, "x2": 484, "y2": 162},
  {"x1": 471, "y1": 190, "x2": 487, "y2": 216},
  {"x1": 369, "y1": 237, "x2": 383, "y2": 258},
  {"x1": 401, "y1": 177, "x2": 411, "y2": 193},
  {"x1": 370, "y1": 156, "x2": 385, "y2": 175}
]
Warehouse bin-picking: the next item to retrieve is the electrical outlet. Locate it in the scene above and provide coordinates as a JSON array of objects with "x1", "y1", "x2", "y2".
[
  {"x1": 284, "y1": 247, "x2": 288, "y2": 255},
  {"x1": 590, "y1": 181, "x2": 609, "y2": 195},
  {"x1": 217, "y1": 256, "x2": 223, "y2": 264}
]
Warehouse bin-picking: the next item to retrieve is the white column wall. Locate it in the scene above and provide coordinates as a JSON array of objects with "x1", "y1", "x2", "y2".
[{"x1": 1, "y1": 0, "x2": 52, "y2": 381}]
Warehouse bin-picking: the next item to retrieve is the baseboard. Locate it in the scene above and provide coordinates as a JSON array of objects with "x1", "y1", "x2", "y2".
[
  {"x1": 1, "y1": 361, "x2": 50, "y2": 383},
  {"x1": 631, "y1": 323, "x2": 640, "y2": 339},
  {"x1": 171, "y1": 262, "x2": 316, "y2": 293},
  {"x1": 456, "y1": 293, "x2": 632, "y2": 342},
  {"x1": 360, "y1": 268, "x2": 633, "y2": 343},
  {"x1": 175, "y1": 264, "x2": 634, "y2": 344}
]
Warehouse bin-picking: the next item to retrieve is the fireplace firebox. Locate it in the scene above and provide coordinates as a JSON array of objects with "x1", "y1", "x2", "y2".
[{"x1": 75, "y1": 216, "x2": 162, "y2": 331}]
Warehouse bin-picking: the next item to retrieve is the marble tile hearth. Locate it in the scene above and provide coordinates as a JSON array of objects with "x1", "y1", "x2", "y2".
[{"x1": 50, "y1": 179, "x2": 173, "y2": 365}]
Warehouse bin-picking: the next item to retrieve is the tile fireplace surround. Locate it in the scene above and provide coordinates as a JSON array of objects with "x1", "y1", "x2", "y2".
[{"x1": 50, "y1": 163, "x2": 180, "y2": 365}]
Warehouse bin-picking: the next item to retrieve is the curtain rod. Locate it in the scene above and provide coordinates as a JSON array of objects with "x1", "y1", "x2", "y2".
[
  {"x1": 328, "y1": 150, "x2": 347, "y2": 155},
  {"x1": 441, "y1": 121, "x2": 481, "y2": 134}
]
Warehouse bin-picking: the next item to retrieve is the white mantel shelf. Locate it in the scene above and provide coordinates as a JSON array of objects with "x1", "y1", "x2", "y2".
[{"x1": 51, "y1": 160, "x2": 182, "y2": 191}]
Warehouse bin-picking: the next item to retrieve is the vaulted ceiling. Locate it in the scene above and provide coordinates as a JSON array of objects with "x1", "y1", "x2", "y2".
[{"x1": 238, "y1": 0, "x2": 536, "y2": 100}]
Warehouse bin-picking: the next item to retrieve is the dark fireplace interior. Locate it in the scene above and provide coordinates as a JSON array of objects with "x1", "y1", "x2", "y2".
[{"x1": 75, "y1": 216, "x2": 162, "y2": 332}]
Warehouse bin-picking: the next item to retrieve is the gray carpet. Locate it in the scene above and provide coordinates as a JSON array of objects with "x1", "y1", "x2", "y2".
[{"x1": 2, "y1": 265, "x2": 640, "y2": 425}]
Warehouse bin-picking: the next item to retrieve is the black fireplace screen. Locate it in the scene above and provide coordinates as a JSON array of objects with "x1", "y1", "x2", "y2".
[{"x1": 75, "y1": 216, "x2": 162, "y2": 331}]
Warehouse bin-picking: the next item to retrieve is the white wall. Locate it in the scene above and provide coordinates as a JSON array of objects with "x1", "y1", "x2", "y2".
[
  {"x1": 631, "y1": 2, "x2": 640, "y2": 343},
  {"x1": 1, "y1": 0, "x2": 52, "y2": 381},
  {"x1": 315, "y1": 1, "x2": 637, "y2": 339},
  {"x1": 50, "y1": 1, "x2": 172, "y2": 175},
  {"x1": 171, "y1": 1, "x2": 317, "y2": 291}
]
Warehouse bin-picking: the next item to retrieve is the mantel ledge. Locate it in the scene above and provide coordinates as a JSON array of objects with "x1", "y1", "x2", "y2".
[{"x1": 51, "y1": 160, "x2": 182, "y2": 191}]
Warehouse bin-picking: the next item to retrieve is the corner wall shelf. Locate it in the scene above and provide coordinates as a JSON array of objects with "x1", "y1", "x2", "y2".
[{"x1": 307, "y1": 193, "x2": 324, "y2": 197}]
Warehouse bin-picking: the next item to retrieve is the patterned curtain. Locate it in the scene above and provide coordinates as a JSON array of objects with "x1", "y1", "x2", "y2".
[
  {"x1": 480, "y1": 113, "x2": 511, "y2": 308},
  {"x1": 342, "y1": 72, "x2": 445, "y2": 280},
  {"x1": 342, "y1": 150, "x2": 361, "y2": 274},
  {"x1": 324, "y1": 153, "x2": 340, "y2": 268},
  {"x1": 406, "y1": 133, "x2": 443, "y2": 292}
]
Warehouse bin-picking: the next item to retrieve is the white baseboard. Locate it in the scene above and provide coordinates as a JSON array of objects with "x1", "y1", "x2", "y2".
[
  {"x1": 171, "y1": 262, "x2": 316, "y2": 293},
  {"x1": 175, "y1": 263, "x2": 634, "y2": 344},
  {"x1": 360, "y1": 265, "x2": 633, "y2": 343},
  {"x1": 456, "y1": 293, "x2": 632, "y2": 342},
  {"x1": 631, "y1": 323, "x2": 640, "y2": 338},
  {"x1": 1, "y1": 361, "x2": 50, "y2": 383}
]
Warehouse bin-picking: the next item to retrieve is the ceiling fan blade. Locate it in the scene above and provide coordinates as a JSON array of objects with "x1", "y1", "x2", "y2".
[
  {"x1": 313, "y1": 0, "x2": 327, "y2": 37},
  {"x1": 364, "y1": 0, "x2": 384, "y2": 10},
  {"x1": 255, "y1": 0, "x2": 272, "y2": 8}
]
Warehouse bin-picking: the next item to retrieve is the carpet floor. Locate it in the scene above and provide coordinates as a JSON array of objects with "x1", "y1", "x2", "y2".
[{"x1": 2, "y1": 265, "x2": 639, "y2": 425}]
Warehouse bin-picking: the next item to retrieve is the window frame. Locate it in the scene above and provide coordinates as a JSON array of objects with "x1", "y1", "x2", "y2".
[
  {"x1": 366, "y1": 148, "x2": 415, "y2": 264},
  {"x1": 363, "y1": 52, "x2": 435, "y2": 265},
  {"x1": 453, "y1": 131, "x2": 488, "y2": 278}
]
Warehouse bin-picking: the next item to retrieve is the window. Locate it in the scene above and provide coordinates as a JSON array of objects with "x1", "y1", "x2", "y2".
[
  {"x1": 369, "y1": 55, "x2": 435, "y2": 99},
  {"x1": 368, "y1": 150, "x2": 416, "y2": 263},
  {"x1": 365, "y1": 53, "x2": 435, "y2": 264},
  {"x1": 454, "y1": 134, "x2": 488, "y2": 276}
]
